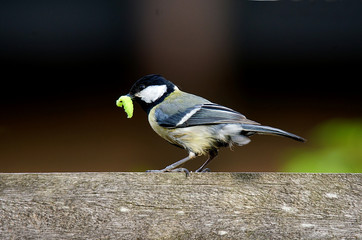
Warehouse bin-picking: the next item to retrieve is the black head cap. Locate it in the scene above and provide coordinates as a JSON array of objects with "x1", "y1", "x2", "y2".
[{"x1": 128, "y1": 74, "x2": 178, "y2": 113}]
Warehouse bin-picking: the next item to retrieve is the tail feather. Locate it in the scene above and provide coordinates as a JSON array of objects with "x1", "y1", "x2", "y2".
[{"x1": 241, "y1": 124, "x2": 306, "y2": 142}]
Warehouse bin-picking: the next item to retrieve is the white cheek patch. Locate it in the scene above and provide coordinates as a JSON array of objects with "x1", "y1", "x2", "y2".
[{"x1": 136, "y1": 85, "x2": 167, "y2": 103}]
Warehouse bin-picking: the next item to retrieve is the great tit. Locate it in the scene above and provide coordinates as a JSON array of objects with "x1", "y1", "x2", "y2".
[{"x1": 117, "y1": 74, "x2": 305, "y2": 173}]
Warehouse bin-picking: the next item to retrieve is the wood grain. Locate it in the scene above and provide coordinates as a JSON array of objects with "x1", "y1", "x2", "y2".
[{"x1": 0, "y1": 172, "x2": 361, "y2": 239}]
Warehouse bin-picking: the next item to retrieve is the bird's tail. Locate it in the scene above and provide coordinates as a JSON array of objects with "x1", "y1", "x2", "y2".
[{"x1": 241, "y1": 124, "x2": 306, "y2": 142}]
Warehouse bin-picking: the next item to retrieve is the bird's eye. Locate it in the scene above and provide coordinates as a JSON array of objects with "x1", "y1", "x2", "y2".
[{"x1": 139, "y1": 84, "x2": 146, "y2": 90}]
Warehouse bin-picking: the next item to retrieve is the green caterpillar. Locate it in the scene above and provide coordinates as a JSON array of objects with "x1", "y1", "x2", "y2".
[{"x1": 116, "y1": 95, "x2": 134, "y2": 118}]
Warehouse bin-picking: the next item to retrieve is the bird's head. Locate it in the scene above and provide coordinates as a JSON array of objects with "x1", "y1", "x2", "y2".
[{"x1": 117, "y1": 74, "x2": 179, "y2": 115}]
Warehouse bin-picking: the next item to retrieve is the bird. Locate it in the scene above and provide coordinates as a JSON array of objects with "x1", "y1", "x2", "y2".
[{"x1": 117, "y1": 74, "x2": 305, "y2": 173}]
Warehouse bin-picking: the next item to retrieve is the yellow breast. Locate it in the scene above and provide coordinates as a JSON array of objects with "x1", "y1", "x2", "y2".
[{"x1": 148, "y1": 107, "x2": 216, "y2": 155}]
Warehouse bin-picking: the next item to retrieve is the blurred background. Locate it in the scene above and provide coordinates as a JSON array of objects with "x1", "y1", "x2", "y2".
[{"x1": 0, "y1": 0, "x2": 361, "y2": 173}]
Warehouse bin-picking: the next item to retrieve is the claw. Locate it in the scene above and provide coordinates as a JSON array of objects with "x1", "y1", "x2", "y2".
[
  {"x1": 195, "y1": 167, "x2": 211, "y2": 173},
  {"x1": 172, "y1": 168, "x2": 190, "y2": 177},
  {"x1": 146, "y1": 169, "x2": 164, "y2": 173}
]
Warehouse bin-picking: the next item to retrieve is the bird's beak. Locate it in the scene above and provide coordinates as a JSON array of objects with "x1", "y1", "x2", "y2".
[{"x1": 126, "y1": 93, "x2": 133, "y2": 99}]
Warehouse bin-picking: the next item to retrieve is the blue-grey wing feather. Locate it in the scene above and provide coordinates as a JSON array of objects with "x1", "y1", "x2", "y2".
[{"x1": 156, "y1": 103, "x2": 259, "y2": 128}]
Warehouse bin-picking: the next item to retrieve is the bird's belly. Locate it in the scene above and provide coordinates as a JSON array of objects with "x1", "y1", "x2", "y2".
[
  {"x1": 168, "y1": 126, "x2": 217, "y2": 155},
  {"x1": 148, "y1": 111, "x2": 216, "y2": 155}
]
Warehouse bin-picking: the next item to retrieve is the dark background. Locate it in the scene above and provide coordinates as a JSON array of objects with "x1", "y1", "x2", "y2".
[{"x1": 1, "y1": 1, "x2": 361, "y2": 172}]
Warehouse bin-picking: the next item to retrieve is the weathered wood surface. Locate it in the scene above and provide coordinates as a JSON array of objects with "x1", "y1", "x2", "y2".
[{"x1": 0, "y1": 172, "x2": 361, "y2": 239}]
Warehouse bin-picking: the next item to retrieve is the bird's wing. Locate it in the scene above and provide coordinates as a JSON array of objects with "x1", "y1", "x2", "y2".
[{"x1": 156, "y1": 103, "x2": 259, "y2": 128}]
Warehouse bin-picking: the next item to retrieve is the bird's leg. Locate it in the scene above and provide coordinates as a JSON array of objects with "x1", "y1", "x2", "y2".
[
  {"x1": 195, "y1": 149, "x2": 218, "y2": 172},
  {"x1": 146, "y1": 152, "x2": 196, "y2": 174}
]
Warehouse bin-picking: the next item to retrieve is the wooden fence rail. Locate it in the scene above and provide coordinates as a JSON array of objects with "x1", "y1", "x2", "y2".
[{"x1": 0, "y1": 172, "x2": 361, "y2": 239}]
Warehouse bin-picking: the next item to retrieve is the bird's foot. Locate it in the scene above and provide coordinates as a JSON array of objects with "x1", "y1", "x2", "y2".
[
  {"x1": 195, "y1": 167, "x2": 211, "y2": 173},
  {"x1": 146, "y1": 168, "x2": 190, "y2": 177}
]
